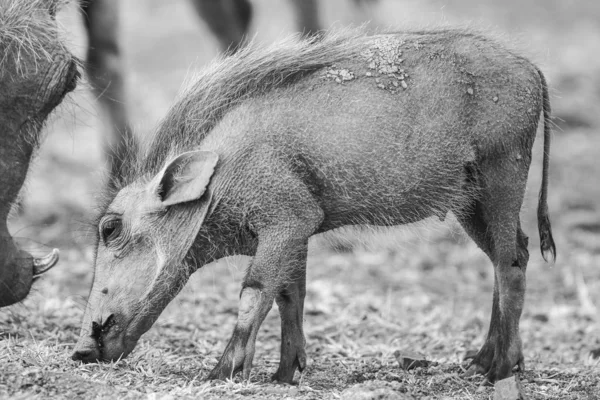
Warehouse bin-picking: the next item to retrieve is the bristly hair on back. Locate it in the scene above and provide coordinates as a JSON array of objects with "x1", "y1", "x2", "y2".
[
  {"x1": 101, "y1": 27, "x2": 370, "y2": 211},
  {"x1": 0, "y1": 0, "x2": 69, "y2": 76},
  {"x1": 134, "y1": 28, "x2": 368, "y2": 179}
]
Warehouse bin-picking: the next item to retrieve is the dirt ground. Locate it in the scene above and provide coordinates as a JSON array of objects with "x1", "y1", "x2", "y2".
[{"x1": 1, "y1": 0, "x2": 600, "y2": 399}]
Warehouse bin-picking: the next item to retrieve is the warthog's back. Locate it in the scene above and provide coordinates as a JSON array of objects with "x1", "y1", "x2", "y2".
[{"x1": 200, "y1": 31, "x2": 544, "y2": 231}]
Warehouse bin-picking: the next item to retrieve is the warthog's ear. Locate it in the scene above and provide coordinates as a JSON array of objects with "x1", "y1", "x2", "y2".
[{"x1": 152, "y1": 151, "x2": 219, "y2": 207}]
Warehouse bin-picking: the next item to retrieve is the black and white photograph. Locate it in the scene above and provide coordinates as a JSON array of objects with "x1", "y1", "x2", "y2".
[{"x1": 0, "y1": 0, "x2": 599, "y2": 398}]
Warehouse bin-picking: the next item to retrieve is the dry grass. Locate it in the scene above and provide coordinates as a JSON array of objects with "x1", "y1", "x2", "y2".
[{"x1": 1, "y1": 0, "x2": 600, "y2": 399}]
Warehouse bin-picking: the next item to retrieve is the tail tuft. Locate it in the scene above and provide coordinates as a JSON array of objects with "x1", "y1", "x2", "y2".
[{"x1": 537, "y1": 204, "x2": 556, "y2": 262}]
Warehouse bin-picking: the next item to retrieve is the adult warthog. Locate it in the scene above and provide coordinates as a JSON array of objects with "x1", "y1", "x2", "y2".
[
  {"x1": 0, "y1": 0, "x2": 79, "y2": 307},
  {"x1": 72, "y1": 29, "x2": 556, "y2": 384}
]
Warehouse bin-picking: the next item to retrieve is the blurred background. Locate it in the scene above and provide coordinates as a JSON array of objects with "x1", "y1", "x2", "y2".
[{"x1": 1, "y1": 0, "x2": 599, "y2": 397}]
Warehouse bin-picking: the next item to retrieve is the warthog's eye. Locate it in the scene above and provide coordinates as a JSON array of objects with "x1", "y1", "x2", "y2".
[{"x1": 100, "y1": 218, "x2": 123, "y2": 246}]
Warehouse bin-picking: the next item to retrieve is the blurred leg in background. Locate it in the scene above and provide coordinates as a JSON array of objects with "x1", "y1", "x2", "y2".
[
  {"x1": 81, "y1": 0, "x2": 135, "y2": 178},
  {"x1": 190, "y1": 0, "x2": 323, "y2": 53},
  {"x1": 189, "y1": 0, "x2": 253, "y2": 52},
  {"x1": 79, "y1": 0, "x2": 327, "y2": 177}
]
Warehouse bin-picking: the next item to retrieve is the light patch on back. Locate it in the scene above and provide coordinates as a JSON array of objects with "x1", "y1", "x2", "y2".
[
  {"x1": 323, "y1": 65, "x2": 356, "y2": 84},
  {"x1": 362, "y1": 36, "x2": 410, "y2": 93}
]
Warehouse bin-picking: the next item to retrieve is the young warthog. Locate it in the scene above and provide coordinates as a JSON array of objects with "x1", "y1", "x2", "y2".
[
  {"x1": 73, "y1": 29, "x2": 555, "y2": 384},
  {"x1": 0, "y1": 0, "x2": 79, "y2": 307}
]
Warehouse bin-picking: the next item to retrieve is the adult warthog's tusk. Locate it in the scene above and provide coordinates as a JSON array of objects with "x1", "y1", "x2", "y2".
[{"x1": 33, "y1": 249, "x2": 60, "y2": 276}]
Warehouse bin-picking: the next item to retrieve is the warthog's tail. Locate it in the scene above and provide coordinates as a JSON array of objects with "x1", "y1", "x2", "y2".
[{"x1": 536, "y1": 69, "x2": 556, "y2": 262}]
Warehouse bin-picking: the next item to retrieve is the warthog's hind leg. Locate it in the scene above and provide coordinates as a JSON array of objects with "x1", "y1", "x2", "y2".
[{"x1": 458, "y1": 156, "x2": 530, "y2": 384}]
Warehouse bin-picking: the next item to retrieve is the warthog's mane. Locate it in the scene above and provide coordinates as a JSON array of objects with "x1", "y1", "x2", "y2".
[
  {"x1": 0, "y1": 0, "x2": 68, "y2": 76},
  {"x1": 144, "y1": 28, "x2": 372, "y2": 174},
  {"x1": 102, "y1": 28, "x2": 372, "y2": 208}
]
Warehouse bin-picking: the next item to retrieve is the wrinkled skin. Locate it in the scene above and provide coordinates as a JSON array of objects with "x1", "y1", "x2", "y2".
[{"x1": 0, "y1": 1, "x2": 79, "y2": 307}]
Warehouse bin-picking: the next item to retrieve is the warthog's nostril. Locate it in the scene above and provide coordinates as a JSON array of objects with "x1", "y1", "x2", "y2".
[
  {"x1": 90, "y1": 314, "x2": 118, "y2": 356},
  {"x1": 91, "y1": 314, "x2": 116, "y2": 338}
]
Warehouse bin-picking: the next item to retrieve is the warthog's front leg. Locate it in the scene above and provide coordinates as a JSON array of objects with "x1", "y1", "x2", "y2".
[
  {"x1": 207, "y1": 285, "x2": 273, "y2": 380},
  {"x1": 207, "y1": 232, "x2": 313, "y2": 381}
]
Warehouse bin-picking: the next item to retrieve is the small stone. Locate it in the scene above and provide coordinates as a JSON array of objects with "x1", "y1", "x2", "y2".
[
  {"x1": 494, "y1": 376, "x2": 525, "y2": 400},
  {"x1": 467, "y1": 87, "x2": 474, "y2": 95},
  {"x1": 400, "y1": 80, "x2": 408, "y2": 89},
  {"x1": 366, "y1": 72, "x2": 372, "y2": 77},
  {"x1": 394, "y1": 351, "x2": 430, "y2": 370},
  {"x1": 393, "y1": 81, "x2": 399, "y2": 87},
  {"x1": 377, "y1": 83, "x2": 386, "y2": 89},
  {"x1": 335, "y1": 77, "x2": 342, "y2": 84},
  {"x1": 375, "y1": 78, "x2": 381, "y2": 83},
  {"x1": 493, "y1": 95, "x2": 499, "y2": 102}
]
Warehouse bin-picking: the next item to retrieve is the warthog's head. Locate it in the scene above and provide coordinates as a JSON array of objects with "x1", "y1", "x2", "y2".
[
  {"x1": 0, "y1": 0, "x2": 79, "y2": 306},
  {"x1": 72, "y1": 151, "x2": 218, "y2": 362}
]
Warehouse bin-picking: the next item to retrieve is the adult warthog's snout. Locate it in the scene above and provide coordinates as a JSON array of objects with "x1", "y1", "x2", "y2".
[
  {"x1": 72, "y1": 313, "x2": 140, "y2": 363},
  {"x1": 0, "y1": 234, "x2": 59, "y2": 307}
]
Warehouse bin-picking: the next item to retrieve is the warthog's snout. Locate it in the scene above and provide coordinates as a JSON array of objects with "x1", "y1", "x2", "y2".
[
  {"x1": 72, "y1": 313, "x2": 138, "y2": 363},
  {"x1": 71, "y1": 334, "x2": 101, "y2": 363}
]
